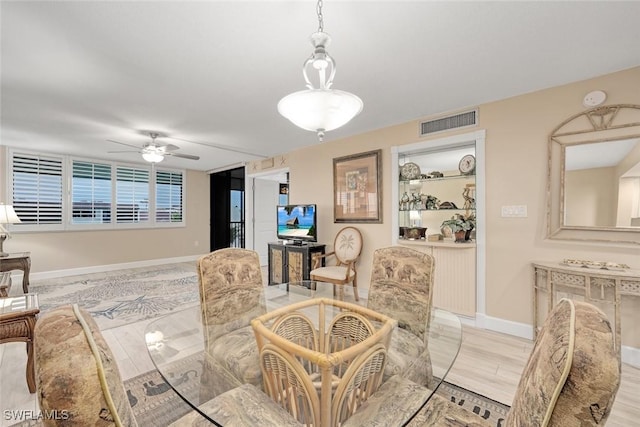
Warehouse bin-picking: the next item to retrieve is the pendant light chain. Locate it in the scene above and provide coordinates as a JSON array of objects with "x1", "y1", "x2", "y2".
[{"x1": 316, "y1": 0, "x2": 324, "y2": 33}]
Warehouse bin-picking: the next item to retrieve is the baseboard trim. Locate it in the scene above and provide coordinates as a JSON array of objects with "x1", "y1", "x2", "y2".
[
  {"x1": 475, "y1": 312, "x2": 639, "y2": 368},
  {"x1": 18, "y1": 255, "x2": 203, "y2": 282},
  {"x1": 622, "y1": 345, "x2": 640, "y2": 368}
]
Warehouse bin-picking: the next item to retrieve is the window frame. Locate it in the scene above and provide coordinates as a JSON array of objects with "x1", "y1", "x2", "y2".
[{"x1": 7, "y1": 149, "x2": 186, "y2": 233}]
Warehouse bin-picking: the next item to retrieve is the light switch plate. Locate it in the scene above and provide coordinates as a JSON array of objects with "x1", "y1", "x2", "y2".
[{"x1": 501, "y1": 205, "x2": 528, "y2": 217}]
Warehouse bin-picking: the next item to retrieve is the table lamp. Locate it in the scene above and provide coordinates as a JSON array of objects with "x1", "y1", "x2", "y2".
[{"x1": 0, "y1": 204, "x2": 21, "y2": 257}]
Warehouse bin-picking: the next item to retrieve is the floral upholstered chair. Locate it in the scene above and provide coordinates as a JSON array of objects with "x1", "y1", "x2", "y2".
[
  {"x1": 310, "y1": 226, "x2": 363, "y2": 301},
  {"x1": 197, "y1": 248, "x2": 266, "y2": 400},
  {"x1": 367, "y1": 246, "x2": 435, "y2": 388},
  {"x1": 35, "y1": 304, "x2": 139, "y2": 427},
  {"x1": 408, "y1": 298, "x2": 621, "y2": 427}
]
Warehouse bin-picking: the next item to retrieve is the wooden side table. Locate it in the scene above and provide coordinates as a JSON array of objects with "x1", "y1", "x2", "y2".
[
  {"x1": 0, "y1": 252, "x2": 31, "y2": 293},
  {"x1": 0, "y1": 294, "x2": 39, "y2": 393}
]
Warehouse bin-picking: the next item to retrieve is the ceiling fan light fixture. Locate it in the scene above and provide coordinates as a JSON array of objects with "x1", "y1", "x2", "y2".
[
  {"x1": 142, "y1": 151, "x2": 164, "y2": 163},
  {"x1": 278, "y1": 0, "x2": 362, "y2": 142}
]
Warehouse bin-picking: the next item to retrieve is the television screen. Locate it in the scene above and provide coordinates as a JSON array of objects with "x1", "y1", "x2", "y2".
[{"x1": 277, "y1": 204, "x2": 317, "y2": 242}]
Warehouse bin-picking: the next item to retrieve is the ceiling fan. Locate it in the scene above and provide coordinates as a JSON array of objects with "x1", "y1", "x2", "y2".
[{"x1": 107, "y1": 132, "x2": 200, "y2": 163}]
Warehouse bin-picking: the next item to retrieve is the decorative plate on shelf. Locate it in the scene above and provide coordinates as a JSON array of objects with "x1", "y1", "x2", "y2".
[
  {"x1": 400, "y1": 162, "x2": 421, "y2": 180},
  {"x1": 458, "y1": 154, "x2": 476, "y2": 175}
]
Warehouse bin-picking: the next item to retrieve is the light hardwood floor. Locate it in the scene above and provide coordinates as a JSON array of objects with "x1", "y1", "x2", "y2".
[{"x1": 0, "y1": 306, "x2": 638, "y2": 426}]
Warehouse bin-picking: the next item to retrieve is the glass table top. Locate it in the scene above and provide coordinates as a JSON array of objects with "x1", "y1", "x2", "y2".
[
  {"x1": 0, "y1": 293, "x2": 39, "y2": 316},
  {"x1": 145, "y1": 281, "x2": 462, "y2": 426}
]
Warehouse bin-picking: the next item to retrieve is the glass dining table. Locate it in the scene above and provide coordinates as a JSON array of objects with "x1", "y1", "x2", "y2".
[{"x1": 145, "y1": 281, "x2": 462, "y2": 426}]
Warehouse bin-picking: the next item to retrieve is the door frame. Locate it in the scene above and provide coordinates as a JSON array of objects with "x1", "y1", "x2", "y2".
[{"x1": 245, "y1": 167, "x2": 289, "y2": 256}]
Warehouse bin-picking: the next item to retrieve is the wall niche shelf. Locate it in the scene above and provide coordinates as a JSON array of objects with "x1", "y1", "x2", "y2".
[
  {"x1": 391, "y1": 130, "x2": 486, "y2": 318},
  {"x1": 399, "y1": 174, "x2": 475, "y2": 183}
]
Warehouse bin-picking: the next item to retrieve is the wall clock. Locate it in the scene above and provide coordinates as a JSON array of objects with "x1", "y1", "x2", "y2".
[
  {"x1": 400, "y1": 162, "x2": 421, "y2": 180},
  {"x1": 458, "y1": 154, "x2": 476, "y2": 175}
]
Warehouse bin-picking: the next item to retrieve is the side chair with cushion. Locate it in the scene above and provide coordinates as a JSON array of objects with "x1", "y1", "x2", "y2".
[
  {"x1": 408, "y1": 298, "x2": 621, "y2": 427},
  {"x1": 197, "y1": 247, "x2": 266, "y2": 399},
  {"x1": 367, "y1": 246, "x2": 435, "y2": 388},
  {"x1": 34, "y1": 304, "x2": 138, "y2": 427},
  {"x1": 310, "y1": 226, "x2": 363, "y2": 301}
]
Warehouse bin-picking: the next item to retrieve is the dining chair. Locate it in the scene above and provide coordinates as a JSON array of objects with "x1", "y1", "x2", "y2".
[
  {"x1": 407, "y1": 298, "x2": 621, "y2": 427},
  {"x1": 367, "y1": 246, "x2": 435, "y2": 388},
  {"x1": 197, "y1": 248, "x2": 266, "y2": 400},
  {"x1": 34, "y1": 304, "x2": 139, "y2": 427},
  {"x1": 310, "y1": 226, "x2": 363, "y2": 301}
]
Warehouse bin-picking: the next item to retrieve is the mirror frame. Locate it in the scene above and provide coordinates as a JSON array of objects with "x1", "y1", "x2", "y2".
[{"x1": 547, "y1": 104, "x2": 640, "y2": 245}]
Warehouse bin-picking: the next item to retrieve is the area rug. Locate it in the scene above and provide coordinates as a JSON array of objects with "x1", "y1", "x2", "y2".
[
  {"x1": 435, "y1": 381, "x2": 510, "y2": 427},
  {"x1": 30, "y1": 262, "x2": 200, "y2": 330}
]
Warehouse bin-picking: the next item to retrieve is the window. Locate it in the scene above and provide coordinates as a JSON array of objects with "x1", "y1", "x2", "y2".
[
  {"x1": 156, "y1": 170, "x2": 183, "y2": 223},
  {"x1": 72, "y1": 161, "x2": 112, "y2": 224},
  {"x1": 11, "y1": 154, "x2": 63, "y2": 226},
  {"x1": 8, "y1": 150, "x2": 186, "y2": 231},
  {"x1": 116, "y1": 167, "x2": 150, "y2": 223}
]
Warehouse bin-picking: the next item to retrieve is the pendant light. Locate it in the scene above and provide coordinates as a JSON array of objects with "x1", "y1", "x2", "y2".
[{"x1": 278, "y1": 0, "x2": 363, "y2": 142}]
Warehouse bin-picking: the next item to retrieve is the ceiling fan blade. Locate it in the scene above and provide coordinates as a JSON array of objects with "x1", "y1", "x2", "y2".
[
  {"x1": 162, "y1": 143, "x2": 180, "y2": 151},
  {"x1": 108, "y1": 150, "x2": 140, "y2": 153},
  {"x1": 107, "y1": 139, "x2": 141, "y2": 150},
  {"x1": 167, "y1": 152, "x2": 200, "y2": 160}
]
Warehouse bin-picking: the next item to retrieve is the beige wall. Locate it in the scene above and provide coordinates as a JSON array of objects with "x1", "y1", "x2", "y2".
[
  {"x1": 0, "y1": 153, "x2": 210, "y2": 273},
  {"x1": 565, "y1": 167, "x2": 616, "y2": 226},
  {"x1": 282, "y1": 66, "x2": 640, "y2": 348}
]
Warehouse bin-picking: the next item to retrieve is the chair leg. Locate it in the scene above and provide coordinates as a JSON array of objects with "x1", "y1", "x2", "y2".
[{"x1": 352, "y1": 277, "x2": 359, "y2": 301}]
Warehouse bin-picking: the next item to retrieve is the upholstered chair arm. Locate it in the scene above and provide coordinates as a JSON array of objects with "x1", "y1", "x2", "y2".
[{"x1": 312, "y1": 251, "x2": 335, "y2": 269}]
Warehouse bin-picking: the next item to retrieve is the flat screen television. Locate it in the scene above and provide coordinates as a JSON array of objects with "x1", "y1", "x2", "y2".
[{"x1": 277, "y1": 204, "x2": 317, "y2": 242}]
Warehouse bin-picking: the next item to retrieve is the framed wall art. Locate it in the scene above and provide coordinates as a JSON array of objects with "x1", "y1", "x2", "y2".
[{"x1": 333, "y1": 149, "x2": 382, "y2": 223}]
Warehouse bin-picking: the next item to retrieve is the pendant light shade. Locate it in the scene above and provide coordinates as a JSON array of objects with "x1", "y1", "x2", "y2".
[
  {"x1": 278, "y1": 89, "x2": 363, "y2": 141},
  {"x1": 278, "y1": 3, "x2": 363, "y2": 141}
]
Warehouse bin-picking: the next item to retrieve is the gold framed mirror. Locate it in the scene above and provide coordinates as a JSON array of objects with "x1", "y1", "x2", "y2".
[{"x1": 547, "y1": 104, "x2": 640, "y2": 244}]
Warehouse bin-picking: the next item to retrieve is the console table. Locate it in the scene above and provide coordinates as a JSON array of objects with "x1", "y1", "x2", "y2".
[
  {"x1": 267, "y1": 242, "x2": 325, "y2": 285},
  {"x1": 532, "y1": 261, "x2": 640, "y2": 360},
  {"x1": 0, "y1": 252, "x2": 31, "y2": 293}
]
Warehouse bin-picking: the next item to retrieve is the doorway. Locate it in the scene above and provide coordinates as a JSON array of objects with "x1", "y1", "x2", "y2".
[
  {"x1": 210, "y1": 166, "x2": 245, "y2": 251},
  {"x1": 245, "y1": 169, "x2": 289, "y2": 265}
]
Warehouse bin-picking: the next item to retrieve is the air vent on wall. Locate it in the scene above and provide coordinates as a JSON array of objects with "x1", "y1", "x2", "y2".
[{"x1": 420, "y1": 109, "x2": 477, "y2": 136}]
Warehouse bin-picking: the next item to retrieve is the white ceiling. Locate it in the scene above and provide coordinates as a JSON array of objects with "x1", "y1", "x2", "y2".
[{"x1": 2, "y1": 1, "x2": 640, "y2": 172}]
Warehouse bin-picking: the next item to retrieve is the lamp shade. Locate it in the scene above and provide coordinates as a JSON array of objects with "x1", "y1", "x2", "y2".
[
  {"x1": 278, "y1": 89, "x2": 363, "y2": 134},
  {"x1": 0, "y1": 204, "x2": 21, "y2": 224}
]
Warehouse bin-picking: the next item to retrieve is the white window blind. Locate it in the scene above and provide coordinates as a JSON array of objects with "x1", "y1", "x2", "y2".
[
  {"x1": 116, "y1": 167, "x2": 149, "y2": 223},
  {"x1": 12, "y1": 154, "x2": 63, "y2": 225},
  {"x1": 72, "y1": 161, "x2": 112, "y2": 224},
  {"x1": 156, "y1": 170, "x2": 183, "y2": 223}
]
